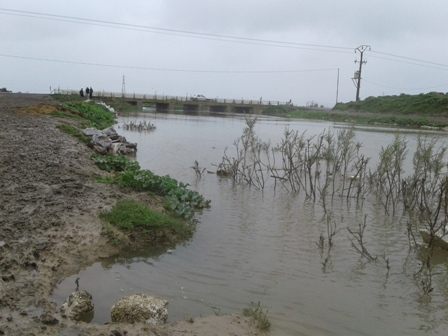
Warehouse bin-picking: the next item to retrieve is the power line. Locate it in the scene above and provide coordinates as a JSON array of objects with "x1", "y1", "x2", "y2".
[
  {"x1": 0, "y1": 7, "x2": 353, "y2": 54},
  {"x1": 371, "y1": 50, "x2": 448, "y2": 69},
  {"x1": 3, "y1": 8, "x2": 447, "y2": 70},
  {"x1": 0, "y1": 52, "x2": 339, "y2": 74},
  {"x1": 369, "y1": 54, "x2": 448, "y2": 72}
]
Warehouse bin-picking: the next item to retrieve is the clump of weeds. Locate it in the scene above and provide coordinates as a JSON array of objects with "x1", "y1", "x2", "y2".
[{"x1": 242, "y1": 301, "x2": 271, "y2": 332}]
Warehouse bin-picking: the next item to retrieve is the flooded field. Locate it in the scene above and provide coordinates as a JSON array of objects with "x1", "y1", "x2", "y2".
[{"x1": 54, "y1": 113, "x2": 448, "y2": 335}]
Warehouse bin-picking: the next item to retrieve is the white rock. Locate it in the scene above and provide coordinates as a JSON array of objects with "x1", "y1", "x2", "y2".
[
  {"x1": 82, "y1": 128, "x2": 103, "y2": 137},
  {"x1": 111, "y1": 294, "x2": 168, "y2": 325}
]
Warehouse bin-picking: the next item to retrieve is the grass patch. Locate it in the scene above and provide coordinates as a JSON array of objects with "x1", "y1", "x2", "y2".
[
  {"x1": 62, "y1": 101, "x2": 115, "y2": 129},
  {"x1": 263, "y1": 105, "x2": 448, "y2": 128},
  {"x1": 93, "y1": 155, "x2": 210, "y2": 220},
  {"x1": 92, "y1": 154, "x2": 140, "y2": 172},
  {"x1": 95, "y1": 176, "x2": 116, "y2": 184},
  {"x1": 335, "y1": 92, "x2": 448, "y2": 115},
  {"x1": 117, "y1": 169, "x2": 210, "y2": 219},
  {"x1": 51, "y1": 110, "x2": 89, "y2": 125},
  {"x1": 52, "y1": 94, "x2": 140, "y2": 113},
  {"x1": 100, "y1": 199, "x2": 192, "y2": 238},
  {"x1": 243, "y1": 302, "x2": 271, "y2": 331},
  {"x1": 56, "y1": 124, "x2": 90, "y2": 144}
]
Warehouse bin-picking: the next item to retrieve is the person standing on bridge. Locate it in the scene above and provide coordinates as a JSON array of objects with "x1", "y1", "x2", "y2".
[
  {"x1": 79, "y1": 88, "x2": 84, "y2": 97},
  {"x1": 89, "y1": 87, "x2": 93, "y2": 99},
  {"x1": 85, "y1": 87, "x2": 90, "y2": 99}
]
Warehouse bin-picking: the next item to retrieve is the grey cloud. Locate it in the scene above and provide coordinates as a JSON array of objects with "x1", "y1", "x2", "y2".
[{"x1": 0, "y1": 0, "x2": 447, "y2": 106}]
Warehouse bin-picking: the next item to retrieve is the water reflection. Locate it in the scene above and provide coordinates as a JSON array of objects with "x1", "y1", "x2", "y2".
[{"x1": 53, "y1": 114, "x2": 448, "y2": 335}]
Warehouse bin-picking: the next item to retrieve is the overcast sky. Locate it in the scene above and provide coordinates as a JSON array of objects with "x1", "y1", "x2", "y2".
[{"x1": 1, "y1": 0, "x2": 447, "y2": 106}]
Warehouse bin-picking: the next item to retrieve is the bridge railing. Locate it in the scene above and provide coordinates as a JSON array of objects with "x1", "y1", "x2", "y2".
[{"x1": 56, "y1": 89, "x2": 293, "y2": 106}]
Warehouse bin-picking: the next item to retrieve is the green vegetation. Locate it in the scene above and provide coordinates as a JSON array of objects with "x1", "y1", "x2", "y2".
[
  {"x1": 100, "y1": 199, "x2": 192, "y2": 238},
  {"x1": 263, "y1": 105, "x2": 448, "y2": 129},
  {"x1": 53, "y1": 101, "x2": 116, "y2": 146},
  {"x1": 92, "y1": 154, "x2": 140, "y2": 172},
  {"x1": 242, "y1": 302, "x2": 271, "y2": 331},
  {"x1": 52, "y1": 94, "x2": 140, "y2": 113},
  {"x1": 52, "y1": 110, "x2": 87, "y2": 123},
  {"x1": 56, "y1": 124, "x2": 90, "y2": 144},
  {"x1": 262, "y1": 93, "x2": 448, "y2": 128},
  {"x1": 62, "y1": 102, "x2": 115, "y2": 129},
  {"x1": 335, "y1": 92, "x2": 448, "y2": 115},
  {"x1": 93, "y1": 155, "x2": 210, "y2": 220}
]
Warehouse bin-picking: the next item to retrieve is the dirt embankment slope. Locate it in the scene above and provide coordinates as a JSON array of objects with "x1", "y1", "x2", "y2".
[{"x1": 0, "y1": 94, "x2": 259, "y2": 336}]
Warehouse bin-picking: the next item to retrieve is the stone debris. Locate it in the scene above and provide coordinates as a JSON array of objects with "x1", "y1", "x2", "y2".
[
  {"x1": 111, "y1": 294, "x2": 168, "y2": 325},
  {"x1": 82, "y1": 128, "x2": 104, "y2": 138},
  {"x1": 60, "y1": 290, "x2": 94, "y2": 322},
  {"x1": 82, "y1": 127, "x2": 137, "y2": 155},
  {"x1": 39, "y1": 312, "x2": 59, "y2": 325}
]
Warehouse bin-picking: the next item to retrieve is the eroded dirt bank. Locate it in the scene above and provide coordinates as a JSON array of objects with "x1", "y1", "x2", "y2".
[{"x1": 0, "y1": 93, "x2": 260, "y2": 336}]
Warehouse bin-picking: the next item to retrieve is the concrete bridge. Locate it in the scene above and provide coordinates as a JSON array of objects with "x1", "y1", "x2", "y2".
[{"x1": 58, "y1": 90, "x2": 292, "y2": 114}]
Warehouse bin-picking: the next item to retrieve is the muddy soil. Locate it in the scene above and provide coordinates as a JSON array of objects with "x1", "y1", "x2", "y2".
[{"x1": 0, "y1": 93, "x2": 260, "y2": 336}]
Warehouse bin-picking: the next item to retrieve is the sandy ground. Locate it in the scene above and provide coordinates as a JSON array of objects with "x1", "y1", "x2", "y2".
[{"x1": 0, "y1": 93, "x2": 261, "y2": 336}]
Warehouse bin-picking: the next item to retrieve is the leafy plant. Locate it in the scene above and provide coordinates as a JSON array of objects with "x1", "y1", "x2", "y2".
[
  {"x1": 94, "y1": 154, "x2": 210, "y2": 220},
  {"x1": 93, "y1": 154, "x2": 140, "y2": 172}
]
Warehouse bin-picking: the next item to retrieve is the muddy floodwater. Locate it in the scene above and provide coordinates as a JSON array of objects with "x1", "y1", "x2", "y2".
[{"x1": 54, "y1": 113, "x2": 448, "y2": 335}]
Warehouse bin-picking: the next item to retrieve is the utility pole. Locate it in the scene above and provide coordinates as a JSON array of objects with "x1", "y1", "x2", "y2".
[
  {"x1": 121, "y1": 75, "x2": 126, "y2": 98},
  {"x1": 335, "y1": 68, "x2": 340, "y2": 104},
  {"x1": 352, "y1": 45, "x2": 370, "y2": 101}
]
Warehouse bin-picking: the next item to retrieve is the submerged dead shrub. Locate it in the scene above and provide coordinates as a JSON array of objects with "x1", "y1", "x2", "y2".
[{"x1": 371, "y1": 135, "x2": 407, "y2": 215}]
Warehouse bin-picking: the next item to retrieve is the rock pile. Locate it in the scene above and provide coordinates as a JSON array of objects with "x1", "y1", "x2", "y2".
[
  {"x1": 111, "y1": 294, "x2": 168, "y2": 325},
  {"x1": 82, "y1": 127, "x2": 137, "y2": 155}
]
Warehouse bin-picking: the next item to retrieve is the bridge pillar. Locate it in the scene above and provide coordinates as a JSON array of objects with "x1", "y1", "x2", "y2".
[
  {"x1": 209, "y1": 105, "x2": 228, "y2": 113},
  {"x1": 156, "y1": 102, "x2": 170, "y2": 112}
]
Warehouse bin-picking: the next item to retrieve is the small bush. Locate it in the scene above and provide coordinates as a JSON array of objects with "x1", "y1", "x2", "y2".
[
  {"x1": 117, "y1": 169, "x2": 210, "y2": 219},
  {"x1": 94, "y1": 154, "x2": 210, "y2": 220},
  {"x1": 243, "y1": 302, "x2": 271, "y2": 331}
]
